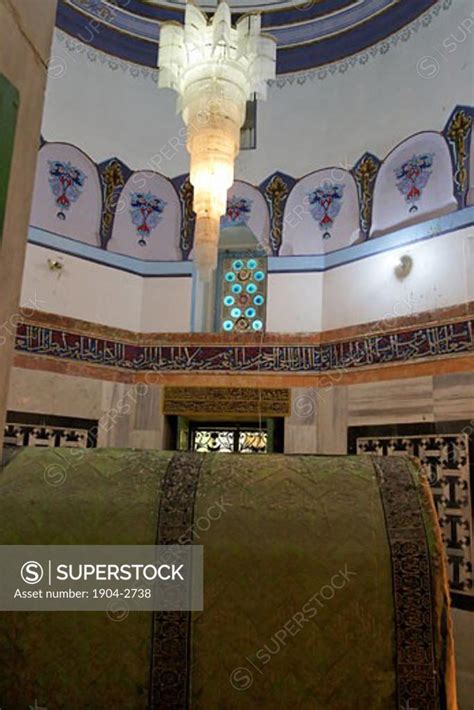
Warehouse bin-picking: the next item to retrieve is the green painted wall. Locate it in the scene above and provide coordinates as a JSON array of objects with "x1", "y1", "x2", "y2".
[{"x1": 0, "y1": 73, "x2": 19, "y2": 243}]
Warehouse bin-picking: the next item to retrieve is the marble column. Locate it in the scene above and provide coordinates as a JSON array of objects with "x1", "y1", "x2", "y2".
[
  {"x1": 191, "y1": 265, "x2": 217, "y2": 332},
  {"x1": 284, "y1": 387, "x2": 317, "y2": 453}
]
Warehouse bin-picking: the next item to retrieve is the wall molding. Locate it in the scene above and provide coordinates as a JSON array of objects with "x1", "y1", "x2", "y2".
[{"x1": 28, "y1": 200, "x2": 474, "y2": 277}]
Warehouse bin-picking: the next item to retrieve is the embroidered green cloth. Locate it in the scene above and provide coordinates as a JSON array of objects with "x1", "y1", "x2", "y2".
[{"x1": 0, "y1": 449, "x2": 456, "y2": 709}]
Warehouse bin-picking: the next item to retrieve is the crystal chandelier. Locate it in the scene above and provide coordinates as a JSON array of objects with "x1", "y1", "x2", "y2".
[{"x1": 158, "y1": 1, "x2": 276, "y2": 280}]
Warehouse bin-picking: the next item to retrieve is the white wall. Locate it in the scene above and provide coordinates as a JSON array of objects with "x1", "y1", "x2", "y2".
[
  {"x1": 265, "y1": 227, "x2": 471, "y2": 333},
  {"x1": 321, "y1": 228, "x2": 472, "y2": 330},
  {"x1": 267, "y1": 272, "x2": 323, "y2": 332},
  {"x1": 20, "y1": 244, "x2": 192, "y2": 332},
  {"x1": 140, "y1": 277, "x2": 192, "y2": 332},
  {"x1": 42, "y1": 1, "x2": 473, "y2": 183},
  {"x1": 21, "y1": 245, "x2": 143, "y2": 330},
  {"x1": 21, "y1": 226, "x2": 471, "y2": 334}
]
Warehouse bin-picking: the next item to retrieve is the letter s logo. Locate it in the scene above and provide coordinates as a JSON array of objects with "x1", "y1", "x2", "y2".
[{"x1": 21, "y1": 561, "x2": 44, "y2": 585}]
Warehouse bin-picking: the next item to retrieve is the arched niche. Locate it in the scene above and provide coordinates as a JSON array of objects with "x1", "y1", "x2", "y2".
[
  {"x1": 188, "y1": 181, "x2": 271, "y2": 262},
  {"x1": 108, "y1": 171, "x2": 181, "y2": 260},
  {"x1": 280, "y1": 168, "x2": 360, "y2": 256},
  {"x1": 371, "y1": 132, "x2": 457, "y2": 238},
  {"x1": 220, "y1": 181, "x2": 270, "y2": 253},
  {"x1": 30, "y1": 143, "x2": 102, "y2": 246}
]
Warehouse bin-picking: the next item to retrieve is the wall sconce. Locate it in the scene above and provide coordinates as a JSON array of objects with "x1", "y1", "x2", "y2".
[
  {"x1": 394, "y1": 254, "x2": 413, "y2": 280},
  {"x1": 47, "y1": 258, "x2": 64, "y2": 275}
]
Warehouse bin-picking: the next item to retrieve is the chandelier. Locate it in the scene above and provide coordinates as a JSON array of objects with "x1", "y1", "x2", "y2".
[{"x1": 158, "y1": 1, "x2": 276, "y2": 280}]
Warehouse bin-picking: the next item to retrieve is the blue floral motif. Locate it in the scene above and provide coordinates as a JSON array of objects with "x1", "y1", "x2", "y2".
[
  {"x1": 48, "y1": 161, "x2": 87, "y2": 220},
  {"x1": 130, "y1": 192, "x2": 166, "y2": 246},
  {"x1": 221, "y1": 196, "x2": 252, "y2": 228},
  {"x1": 395, "y1": 153, "x2": 434, "y2": 213},
  {"x1": 307, "y1": 181, "x2": 344, "y2": 240}
]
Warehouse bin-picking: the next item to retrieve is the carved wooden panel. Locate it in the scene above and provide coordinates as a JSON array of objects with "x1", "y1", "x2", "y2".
[
  {"x1": 163, "y1": 387, "x2": 290, "y2": 417},
  {"x1": 356, "y1": 432, "x2": 473, "y2": 600}
]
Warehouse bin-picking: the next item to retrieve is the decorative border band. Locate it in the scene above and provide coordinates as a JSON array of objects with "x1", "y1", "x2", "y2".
[
  {"x1": 162, "y1": 386, "x2": 291, "y2": 417},
  {"x1": 372, "y1": 457, "x2": 439, "y2": 709},
  {"x1": 15, "y1": 318, "x2": 473, "y2": 374},
  {"x1": 55, "y1": 0, "x2": 450, "y2": 80},
  {"x1": 149, "y1": 452, "x2": 204, "y2": 709}
]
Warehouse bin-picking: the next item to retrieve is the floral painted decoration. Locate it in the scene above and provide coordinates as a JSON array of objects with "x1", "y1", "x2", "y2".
[
  {"x1": 130, "y1": 192, "x2": 166, "y2": 246},
  {"x1": 307, "y1": 182, "x2": 344, "y2": 240},
  {"x1": 48, "y1": 161, "x2": 87, "y2": 220},
  {"x1": 395, "y1": 153, "x2": 434, "y2": 213},
  {"x1": 221, "y1": 196, "x2": 252, "y2": 228}
]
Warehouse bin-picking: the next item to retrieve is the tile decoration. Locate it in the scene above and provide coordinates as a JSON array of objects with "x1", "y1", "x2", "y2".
[{"x1": 218, "y1": 254, "x2": 267, "y2": 333}]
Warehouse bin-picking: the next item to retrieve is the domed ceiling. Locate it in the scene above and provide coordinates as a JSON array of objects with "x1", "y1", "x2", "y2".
[{"x1": 57, "y1": 0, "x2": 448, "y2": 76}]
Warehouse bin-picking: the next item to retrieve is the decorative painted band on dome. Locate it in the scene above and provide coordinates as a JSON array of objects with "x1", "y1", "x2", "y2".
[{"x1": 56, "y1": 0, "x2": 447, "y2": 76}]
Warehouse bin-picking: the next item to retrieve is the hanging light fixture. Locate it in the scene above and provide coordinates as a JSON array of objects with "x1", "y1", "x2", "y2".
[{"x1": 158, "y1": 1, "x2": 276, "y2": 281}]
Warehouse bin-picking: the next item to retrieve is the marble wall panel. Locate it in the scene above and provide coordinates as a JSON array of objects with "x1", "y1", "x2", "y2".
[{"x1": 347, "y1": 377, "x2": 435, "y2": 426}]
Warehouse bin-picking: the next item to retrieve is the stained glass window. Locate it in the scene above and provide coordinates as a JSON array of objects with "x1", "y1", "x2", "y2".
[{"x1": 218, "y1": 252, "x2": 267, "y2": 333}]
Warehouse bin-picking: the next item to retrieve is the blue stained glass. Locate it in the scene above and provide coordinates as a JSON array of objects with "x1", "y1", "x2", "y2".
[
  {"x1": 252, "y1": 320, "x2": 263, "y2": 331},
  {"x1": 245, "y1": 307, "x2": 256, "y2": 318},
  {"x1": 231, "y1": 307, "x2": 242, "y2": 318},
  {"x1": 233, "y1": 260, "x2": 244, "y2": 271},
  {"x1": 254, "y1": 270, "x2": 265, "y2": 281},
  {"x1": 224, "y1": 295, "x2": 234, "y2": 306},
  {"x1": 223, "y1": 320, "x2": 234, "y2": 331},
  {"x1": 225, "y1": 272, "x2": 236, "y2": 282},
  {"x1": 253, "y1": 295, "x2": 264, "y2": 306},
  {"x1": 231, "y1": 284, "x2": 242, "y2": 294},
  {"x1": 246, "y1": 283, "x2": 257, "y2": 294},
  {"x1": 247, "y1": 259, "x2": 257, "y2": 269}
]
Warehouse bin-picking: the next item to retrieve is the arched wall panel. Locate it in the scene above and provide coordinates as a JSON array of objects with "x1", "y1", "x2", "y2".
[
  {"x1": 30, "y1": 143, "x2": 102, "y2": 246},
  {"x1": 371, "y1": 132, "x2": 457, "y2": 238},
  {"x1": 281, "y1": 169, "x2": 360, "y2": 255},
  {"x1": 30, "y1": 105, "x2": 473, "y2": 264},
  {"x1": 108, "y1": 171, "x2": 181, "y2": 260},
  {"x1": 221, "y1": 181, "x2": 271, "y2": 252}
]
